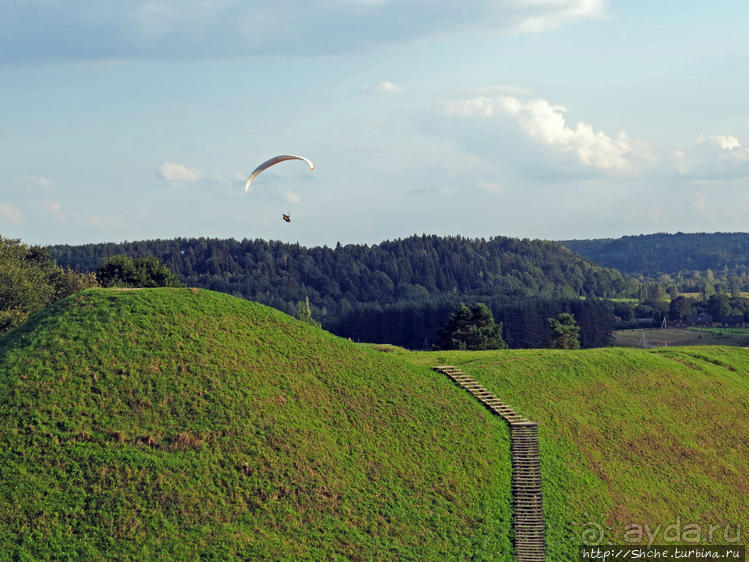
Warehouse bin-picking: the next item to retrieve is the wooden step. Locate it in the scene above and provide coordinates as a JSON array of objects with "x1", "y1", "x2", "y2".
[{"x1": 433, "y1": 366, "x2": 545, "y2": 560}]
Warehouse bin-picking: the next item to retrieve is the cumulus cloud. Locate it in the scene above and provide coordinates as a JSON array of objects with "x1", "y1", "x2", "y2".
[
  {"x1": 698, "y1": 134, "x2": 744, "y2": 152},
  {"x1": 445, "y1": 95, "x2": 651, "y2": 172},
  {"x1": 158, "y1": 162, "x2": 201, "y2": 183},
  {"x1": 0, "y1": 0, "x2": 608, "y2": 63},
  {"x1": 711, "y1": 135, "x2": 741, "y2": 151},
  {"x1": 675, "y1": 134, "x2": 749, "y2": 178},
  {"x1": 710, "y1": 135, "x2": 749, "y2": 160},
  {"x1": 0, "y1": 203, "x2": 23, "y2": 224}
]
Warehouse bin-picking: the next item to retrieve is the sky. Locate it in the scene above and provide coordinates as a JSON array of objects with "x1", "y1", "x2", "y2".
[{"x1": 2, "y1": 0, "x2": 749, "y2": 247}]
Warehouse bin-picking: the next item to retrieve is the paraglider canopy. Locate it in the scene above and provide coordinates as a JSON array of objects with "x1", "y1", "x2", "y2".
[{"x1": 245, "y1": 155, "x2": 315, "y2": 192}]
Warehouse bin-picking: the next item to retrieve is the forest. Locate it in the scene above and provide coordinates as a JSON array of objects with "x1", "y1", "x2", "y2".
[
  {"x1": 49, "y1": 234, "x2": 633, "y2": 348},
  {"x1": 563, "y1": 232, "x2": 749, "y2": 293},
  {"x1": 329, "y1": 297, "x2": 615, "y2": 349}
]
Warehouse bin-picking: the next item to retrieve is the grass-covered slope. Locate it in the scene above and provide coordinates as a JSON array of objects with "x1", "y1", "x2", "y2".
[
  {"x1": 403, "y1": 347, "x2": 749, "y2": 554},
  {"x1": 0, "y1": 288, "x2": 513, "y2": 560}
]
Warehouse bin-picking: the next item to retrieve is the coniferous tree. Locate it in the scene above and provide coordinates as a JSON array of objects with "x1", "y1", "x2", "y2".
[
  {"x1": 548, "y1": 313, "x2": 581, "y2": 350},
  {"x1": 436, "y1": 303, "x2": 507, "y2": 350}
]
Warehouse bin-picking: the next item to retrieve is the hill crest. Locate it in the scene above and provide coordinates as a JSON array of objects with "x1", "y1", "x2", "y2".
[{"x1": 0, "y1": 288, "x2": 513, "y2": 559}]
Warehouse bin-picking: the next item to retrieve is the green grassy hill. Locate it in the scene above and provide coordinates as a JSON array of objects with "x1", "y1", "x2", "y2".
[
  {"x1": 400, "y1": 346, "x2": 748, "y2": 552},
  {"x1": 2, "y1": 289, "x2": 747, "y2": 559},
  {"x1": 0, "y1": 288, "x2": 513, "y2": 560}
]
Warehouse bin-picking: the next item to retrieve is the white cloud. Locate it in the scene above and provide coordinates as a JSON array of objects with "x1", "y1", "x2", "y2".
[
  {"x1": 446, "y1": 95, "x2": 651, "y2": 172},
  {"x1": 284, "y1": 190, "x2": 301, "y2": 204},
  {"x1": 376, "y1": 81, "x2": 402, "y2": 93},
  {"x1": 445, "y1": 96, "x2": 499, "y2": 118},
  {"x1": 713, "y1": 135, "x2": 740, "y2": 151},
  {"x1": 513, "y1": 0, "x2": 606, "y2": 33},
  {"x1": 478, "y1": 180, "x2": 505, "y2": 195},
  {"x1": 699, "y1": 134, "x2": 742, "y2": 151},
  {"x1": 0, "y1": 203, "x2": 23, "y2": 224},
  {"x1": 22, "y1": 175, "x2": 53, "y2": 193},
  {"x1": 158, "y1": 162, "x2": 201, "y2": 183},
  {"x1": 676, "y1": 134, "x2": 749, "y2": 177},
  {"x1": 1, "y1": 0, "x2": 609, "y2": 63}
]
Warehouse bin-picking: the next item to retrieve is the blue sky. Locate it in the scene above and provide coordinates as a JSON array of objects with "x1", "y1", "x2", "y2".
[{"x1": 2, "y1": 0, "x2": 748, "y2": 246}]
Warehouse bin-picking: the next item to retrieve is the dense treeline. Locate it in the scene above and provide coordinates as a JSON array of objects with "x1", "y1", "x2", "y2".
[
  {"x1": 49, "y1": 234, "x2": 635, "y2": 309},
  {"x1": 563, "y1": 232, "x2": 749, "y2": 292},
  {"x1": 331, "y1": 297, "x2": 614, "y2": 349},
  {"x1": 49, "y1": 234, "x2": 632, "y2": 348}
]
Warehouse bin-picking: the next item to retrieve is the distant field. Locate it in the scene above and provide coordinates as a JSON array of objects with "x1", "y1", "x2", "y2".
[
  {"x1": 678, "y1": 291, "x2": 749, "y2": 299},
  {"x1": 614, "y1": 327, "x2": 749, "y2": 347},
  {"x1": 690, "y1": 326, "x2": 749, "y2": 336}
]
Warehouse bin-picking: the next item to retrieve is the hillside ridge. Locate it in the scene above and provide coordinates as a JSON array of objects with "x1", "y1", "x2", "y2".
[
  {"x1": 562, "y1": 232, "x2": 749, "y2": 276},
  {"x1": 0, "y1": 288, "x2": 514, "y2": 559}
]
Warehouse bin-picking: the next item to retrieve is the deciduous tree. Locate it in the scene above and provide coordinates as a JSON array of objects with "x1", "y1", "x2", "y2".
[
  {"x1": 95, "y1": 255, "x2": 183, "y2": 288},
  {"x1": 0, "y1": 236, "x2": 98, "y2": 334},
  {"x1": 296, "y1": 296, "x2": 321, "y2": 328}
]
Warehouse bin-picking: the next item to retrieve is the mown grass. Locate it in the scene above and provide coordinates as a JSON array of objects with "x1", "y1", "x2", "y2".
[
  {"x1": 3, "y1": 289, "x2": 746, "y2": 559},
  {"x1": 0, "y1": 288, "x2": 514, "y2": 560},
  {"x1": 399, "y1": 346, "x2": 748, "y2": 552}
]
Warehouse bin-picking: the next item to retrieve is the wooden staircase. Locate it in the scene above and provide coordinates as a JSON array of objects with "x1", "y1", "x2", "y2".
[{"x1": 434, "y1": 366, "x2": 545, "y2": 562}]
